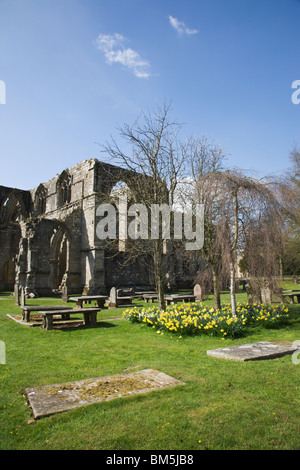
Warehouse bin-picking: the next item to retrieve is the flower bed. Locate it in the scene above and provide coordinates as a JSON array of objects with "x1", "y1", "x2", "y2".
[{"x1": 122, "y1": 302, "x2": 289, "y2": 338}]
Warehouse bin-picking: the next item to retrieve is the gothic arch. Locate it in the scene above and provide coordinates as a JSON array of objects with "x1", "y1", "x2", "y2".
[
  {"x1": 49, "y1": 223, "x2": 71, "y2": 290},
  {"x1": 0, "y1": 190, "x2": 28, "y2": 223},
  {"x1": 34, "y1": 184, "x2": 47, "y2": 215},
  {"x1": 56, "y1": 170, "x2": 72, "y2": 208}
]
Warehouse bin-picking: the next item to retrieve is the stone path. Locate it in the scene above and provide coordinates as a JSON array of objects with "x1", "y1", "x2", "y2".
[
  {"x1": 26, "y1": 369, "x2": 185, "y2": 419},
  {"x1": 207, "y1": 341, "x2": 298, "y2": 361}
]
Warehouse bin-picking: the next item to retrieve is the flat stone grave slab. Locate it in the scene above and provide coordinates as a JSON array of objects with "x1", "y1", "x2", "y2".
[
  {"x1": 207, "y1": 341, "x2": 298, "y2": 362},
  {"x1": 25, "y1": 369, "x2": 185, "y2": 419}
]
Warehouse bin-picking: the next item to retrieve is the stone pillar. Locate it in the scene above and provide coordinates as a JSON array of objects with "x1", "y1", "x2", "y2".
[
  {"x1": 15, "y1": 236, "x2": 28, "y2": 293},
  {"x1": 83, "y1": 247, "x2": 106, "y2": 294},
  {"x1": 14, "y1": 283, "x2": 20, "y2": 305},
  {"x1": 25, "y1": 237, "x2": 38, "y2": 296}
]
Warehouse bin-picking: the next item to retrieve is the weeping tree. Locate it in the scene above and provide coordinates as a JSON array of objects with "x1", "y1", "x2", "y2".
[
  {"x1": 185, "y1": 164, "x2": 284, "y2": 316},
  {"x1": 214, "y1": 170, "x2": 284, "y2": 316},
  {"x1": 280, "y1": 148, "x2": 300, "y2": 275},
  {"x1": 175, "y1": 134, "x2": 285, "y2": 316}
]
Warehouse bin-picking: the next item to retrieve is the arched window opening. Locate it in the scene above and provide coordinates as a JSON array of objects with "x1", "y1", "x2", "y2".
[
  {"x1": 57, "y1": 171, "x2": 71, "y2": 208},
  {"x1": 0, "y1": 192, "x2": 27, "y2": 223},
  {"x1": 34, "y1": 184, "x2": 47, "y2": 215},
  {"x1": 49, "y1": 225, "x2": 69, "y2": 291}
]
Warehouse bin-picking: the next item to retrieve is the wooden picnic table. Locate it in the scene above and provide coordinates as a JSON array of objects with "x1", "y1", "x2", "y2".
[
  {"x1": 41, "y1": 307, "x2": 101, "y2": 330},
  {"x1": 69, "y1": 295, "x2": 108, "y2": 308},
  {"x1": 281, "y1": 291, "x2": 300, "y2": 304},
  {"x1": 116, "y1": 296, "x2": 134, "y2": 305},
  {"x1": 143, "y1": 294, "x2": 158, "y2": 303},
  {"x1": 143, "y1": 294, "x2": 196, "y2": 305},
  {"x1": 134, "y1": 291, "x2": 156, "y2": 299},
  {"x1": 21, "y1": 305, "x2": 71, "y2": 322},
  {"x1": 165, "y1": 295, "x2": 196, "y2": 305}
]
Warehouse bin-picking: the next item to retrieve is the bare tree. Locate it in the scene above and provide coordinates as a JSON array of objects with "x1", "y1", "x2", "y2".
[
  {"x1": 180, "y1": 136, "x2": 227, "y2": 308},
  {"x1": 102, "y1": 103, "x2": 186, "y2": 310}
]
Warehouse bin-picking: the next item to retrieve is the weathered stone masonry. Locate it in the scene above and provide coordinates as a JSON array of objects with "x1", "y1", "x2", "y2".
[{"x1": 0, "y1": 158, "x2": 199, "y2": 296}]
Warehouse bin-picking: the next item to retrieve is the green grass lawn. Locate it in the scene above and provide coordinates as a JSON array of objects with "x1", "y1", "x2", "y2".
[{"x1": 0, "y1": 288, "x2": 300, "y2": 450}]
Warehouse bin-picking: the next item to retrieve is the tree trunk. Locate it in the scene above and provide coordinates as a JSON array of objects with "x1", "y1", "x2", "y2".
[
  {"x1": 230, "y1": 255, "x2": 237, "y2": 319},
  {"x1": 212, "y1": 266, "x2": 221, "y2": 309},
  {"x1": 230, "y1": 188, "x2": 238, "y2": 318},
  {"x1": 153, "y1": 241, "x2": 166, "y2": 311}
]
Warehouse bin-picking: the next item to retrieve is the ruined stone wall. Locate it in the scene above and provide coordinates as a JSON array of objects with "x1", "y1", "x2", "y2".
[
  {"x1": 28, "y1": 159, "x2": 98, "y2": 295},
  {"x1": 0, "y1": 158, "x2": 200, "y2": 296},
  {"x1": 0, "y1": 223, "x2": 21, "y2": 290},
  {"x1": 0, "y1": 186, "x2": 31, "y2": 290}
]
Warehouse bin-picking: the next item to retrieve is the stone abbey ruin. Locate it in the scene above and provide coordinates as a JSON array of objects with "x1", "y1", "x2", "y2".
[{"x1": 0, "y1": 159, "x2": 200, "y2": 297}]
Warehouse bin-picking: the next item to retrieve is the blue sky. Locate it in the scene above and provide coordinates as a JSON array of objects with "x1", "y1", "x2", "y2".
[{"x1": 0, "y1": 0, "x2": 299, "y2": 189}]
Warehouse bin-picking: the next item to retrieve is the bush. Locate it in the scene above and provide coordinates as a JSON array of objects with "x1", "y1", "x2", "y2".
[{"x1": 122, "y1": 302, "x2": 289, "y2": 338}]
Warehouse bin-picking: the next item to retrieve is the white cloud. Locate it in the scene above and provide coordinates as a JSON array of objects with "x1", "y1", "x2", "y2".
[
  {"x1": 96, "y1": 33, "x2": 151, "y2": 79},
  {"x1": 168, "y1": 16, "x2": 198, "y2": 35}
]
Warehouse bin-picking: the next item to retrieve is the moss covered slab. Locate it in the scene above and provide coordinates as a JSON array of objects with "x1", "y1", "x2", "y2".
[
  {"x1": 207, "y1": 341, "x2": 298, "y2": 361},
  {"x1": 26, "y1": 369, "x2": 185, "y2": 419}
]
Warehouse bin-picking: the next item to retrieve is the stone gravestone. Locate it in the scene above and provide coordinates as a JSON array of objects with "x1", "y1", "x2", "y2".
[
  {"x1": 260, "y1": 278, "x2": 272, "y2": 304},
  {"x1": 82, "y1": 285, "x2": 90, "y2": 295},
  {"x1": 109, "y1": 287, "x2": 117, "y2": 308},
  {"x1": 246, "y1": 280, "x2": 261, "y2": 305},
  {"x1": 61, "y1": 283, "x2": 68, "y2": 303},
  {"x1": 261, "y1": 285, "x2": 272, "y2": 304},
  {"x1": 193, "y1": 284, "x2": 202, "y2": 301}
]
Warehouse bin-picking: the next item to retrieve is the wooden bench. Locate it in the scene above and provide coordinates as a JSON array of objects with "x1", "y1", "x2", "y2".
[
  {"x1": 69, "y1": 295, "x2": 108, "y2": 308},
  {"x1": 116, "y1": 296, "x2": 134, "y2": 305},
  {"x1": 143, "y1": 294, "x2": 196, "y2": 305},
  {"x1": 281, "y1": 291, "x2": 300, "y2": 304},
  {"x1": 21, "y1": 305, "x2": 71, "y2": 322},
  {"x1": 41, "y1": 307, "x2": 101, "y2": 330},
  {"x1": 134, "y1": 291, "x2": 156, "y2": 300},
  {"x1": 165, "y1": 295, "x2": 196, "y2": 305},
  {"x1": 143, "y1": 294, "x2": 158, "y2": 303}
]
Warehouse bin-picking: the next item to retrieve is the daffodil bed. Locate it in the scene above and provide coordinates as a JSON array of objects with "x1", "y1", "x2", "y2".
[{"x1": 122, "y1": 302, "x2": 289, "y2": 338}]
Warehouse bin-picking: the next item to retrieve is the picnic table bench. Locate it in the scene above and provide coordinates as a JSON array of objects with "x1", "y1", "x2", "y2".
[
  {"x1": 116, "y1": 296, "x2": 134, "y2": 305},
  {"x1": 143, "y1": 294, "x2": 196, "y2": 305},
  {"x1": 69, "y1": 295, "x2": 108, "y2": 308},
  {"x1": 134, "y1": 291, "x2": 156, "y2": 299},
  {"x1": 115, "y1": 289, "x2": 135, "y2": 305},
  {"x1": 143, "y1": 294, "x2": 158, "y2": 303},
  {"x1": 41, "y1": 307, "x2": 101, "y2": 330},
  {"x1": 21, "y1": 305, "x2": 71, "y2": 322},
  {"x1": 165, "y1": 295, "x2": 196, "y2": 305},
  {"x1": 281, "y1": 291, "x2": 300, "y2": 304}
]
